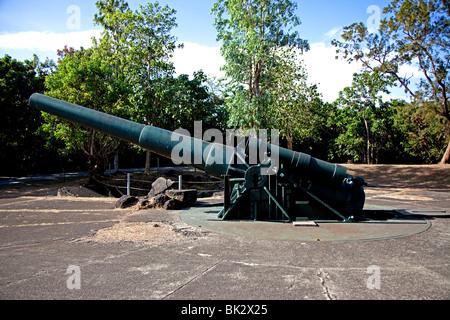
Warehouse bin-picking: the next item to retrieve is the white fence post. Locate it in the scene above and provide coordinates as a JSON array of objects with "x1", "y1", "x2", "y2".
[{"x1": 127, "y1": 173, "x2": 130, "y2": 195}]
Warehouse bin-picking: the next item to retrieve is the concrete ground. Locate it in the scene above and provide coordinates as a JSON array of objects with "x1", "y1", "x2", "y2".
[{"x1": 0, "y1": 168, "x2": 449, "y2": 303}]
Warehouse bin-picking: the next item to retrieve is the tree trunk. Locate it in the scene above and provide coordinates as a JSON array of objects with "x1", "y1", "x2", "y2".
[
  {"x1": 86, "y1": 154, "x2": 107, "y2": 185},
  {"x1": 87, "y1": 156, "x2": 95, "y2": 185},
  {"x1": 286, "y1": 130, "x2": 293, "y2": 150},
  {"x1": 86, "y1": 130, "x2": 97, "y2": 184},
  {"x1": 144, "y1": 150, "x2": 152, "y2": 175},
  {"x1": 439, "y1": 141, "x2": 450, "y2": 164},
  {"x1": 363, "y1": 109, "x2": 371, "y2": 164}
]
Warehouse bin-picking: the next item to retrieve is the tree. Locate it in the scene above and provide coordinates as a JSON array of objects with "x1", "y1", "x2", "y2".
[
  {"x1": 332, "y1": 0, "x2": 450, "y2": 163},
  {"x1": 0, "y1": 54, "x2": 58, "y2": 175},
  {"x1": 329, "y1": 98, "x2": 409, "y2": 164},
  {"x1": 393, "y1": 99, "x2": 449, "y2": 163},
  {"x1": 269, "y1": 47, "x2": 324, "y2": 150},
  {"x1": 94, "y1": 0, "x2": 181, "y2": 174},
  {"x1": 334, "y1": 72, "x2": 394, "y2": 164},
  {"x1": 42, "y1": 47, "x2": 131, "y2": 182},
  {"x1": 166, "y1": 71, "x2": 228, "y2": 133},
  {"x1": 212, "y1": 0, "x2": 309, "y2": 130}
]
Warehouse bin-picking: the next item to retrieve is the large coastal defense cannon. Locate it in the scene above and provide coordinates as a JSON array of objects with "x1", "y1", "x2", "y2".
[{"x1": 29, "y1": 93, "x2": 366, "y2": 222}]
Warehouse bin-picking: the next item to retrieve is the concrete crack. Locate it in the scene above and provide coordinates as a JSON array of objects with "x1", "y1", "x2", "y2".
[
  {"x1": 162, "y1": 259, "x2": 223, "y2": 300},
  {"x1": 317, "y1": 269, "x2": 334, "y2": 300}
]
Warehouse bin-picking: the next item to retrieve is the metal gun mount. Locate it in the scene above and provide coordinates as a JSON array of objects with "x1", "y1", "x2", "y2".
[{"x1": 29, "y1": 93, "x2": 366, "y2": 223}]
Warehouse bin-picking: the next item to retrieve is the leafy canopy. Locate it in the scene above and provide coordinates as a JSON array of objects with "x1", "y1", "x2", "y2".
[{"x1": 212, "y1": 0, "x2": 309, "y2": 129}]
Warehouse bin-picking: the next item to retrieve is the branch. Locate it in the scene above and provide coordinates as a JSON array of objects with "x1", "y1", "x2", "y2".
[{"x1": 417, "y1": 53, "x2": 440, "y2": 103}]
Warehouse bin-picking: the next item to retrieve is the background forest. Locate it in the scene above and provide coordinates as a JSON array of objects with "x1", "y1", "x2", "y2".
[{"x1": 1, "y1": 0, "x2": 448, "y2": 177}]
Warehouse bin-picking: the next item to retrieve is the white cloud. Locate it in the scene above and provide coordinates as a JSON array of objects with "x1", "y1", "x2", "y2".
[
  {"x1": 301, "y1": 43, "x2": 420, "y2": 103},
  {"x1": 172, "y1": 41, "x2": 420, "y2": 103},
  {"x1": 398, "y1": 60, "x2": 424, "y2": 80},
  {"x1": 302, "y1": 42, "x2": 362, "y2": 102},
  {"x1": 322, "y1": 27, "x2": 342, "y2": 41},
  {"x1": 170, "y1": 41, "x2": 364, "y2": 103},
  {"x1": 0, "y1": 30, "x2": 102, "y2": 52},
  {"x1": 2, "y1": 30, "x2": 412, "y2": 103},
  {"x1": 171, "y1": 41, "x2": 225, "y2": 79},
  {"x1": 0, "y1": 33, "x2": 226, "y2": 80}
]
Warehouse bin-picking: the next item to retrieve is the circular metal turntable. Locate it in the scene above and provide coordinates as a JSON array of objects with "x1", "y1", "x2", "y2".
[{"x1": 181, "y1": 205, "x2": 433, "y2": 242}]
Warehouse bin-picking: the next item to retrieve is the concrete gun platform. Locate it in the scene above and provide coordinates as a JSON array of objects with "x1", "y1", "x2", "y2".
[{"x1": 0, "y1": 166, "x2": 449, "y2": 301}]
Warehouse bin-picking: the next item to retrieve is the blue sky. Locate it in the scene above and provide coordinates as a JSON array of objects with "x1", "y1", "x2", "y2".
[{"x1": 1, "y1": 0, "x2": 410, "y2": 102}]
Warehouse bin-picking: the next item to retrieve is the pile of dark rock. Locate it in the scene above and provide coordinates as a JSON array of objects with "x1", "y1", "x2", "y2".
[{"x1": 115, "y1": 177, "x2": 197, "y2": 210}]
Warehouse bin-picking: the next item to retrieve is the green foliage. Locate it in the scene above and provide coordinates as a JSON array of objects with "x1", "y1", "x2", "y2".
[
  {"x1": 166, "y1": 71, "x2": 227, "y2": 133},
  {"x1": 269, "y1": 47, "x2": 328, "y2": 150},
  {"x1": 212, "y1": 0, "x2": 309, "y2": 129},
  {"x1": 42, "y1": 46, "x2": 130, "y2": 179},
  {"x1": 0, "y1": 54, "x2": 60, "y2": 175},
  {"x1": 327, "y1": 69, "x2": 447, "y2": 164},
  {"x1": 39, "y1": 1, "x2": 228, "y2": 177},
  {"x1": 94, "y1": 0, "x2": 180, "y2": 127},
  {"x1": 7, "y1": 0, "x2": 449, "y2": 176},
  {"x1": 332, "y1": 0, "x2": 450, "y2": 162},
  {"x1": 393, "y1": 100, "x2": 450, "y2": 163},
  {"x1": 329, "y1": 99, "x2": 409, "y2": 164},
  {"x1": 331, "y1": 72, "x2": 396, "y2": 163},
  {"x1": 1, "y1": 55, "x2": 44, "y2": 147}
]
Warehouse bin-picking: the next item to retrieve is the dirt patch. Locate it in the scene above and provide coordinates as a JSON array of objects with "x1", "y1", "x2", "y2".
[
  {"x1": 345, "y1": 164, "x2": 450, "y2": 189},
  {"x1": 76, "y1": 206, "x2": 211, "y2": 244},
  {"x1": 81, "y1": 221, "x2": 183, "y2": 244}
]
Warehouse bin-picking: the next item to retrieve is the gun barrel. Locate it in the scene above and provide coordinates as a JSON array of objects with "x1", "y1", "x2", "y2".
[
  {"x1": 30, "y1": 93, "x2": 144, "y2": 145},
  {"x1": 30, "y1": 93, "x2": 347, "y2": 184},
  {"x1": 29, "y1": 93, "x2": 211, "y2": 172}
]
